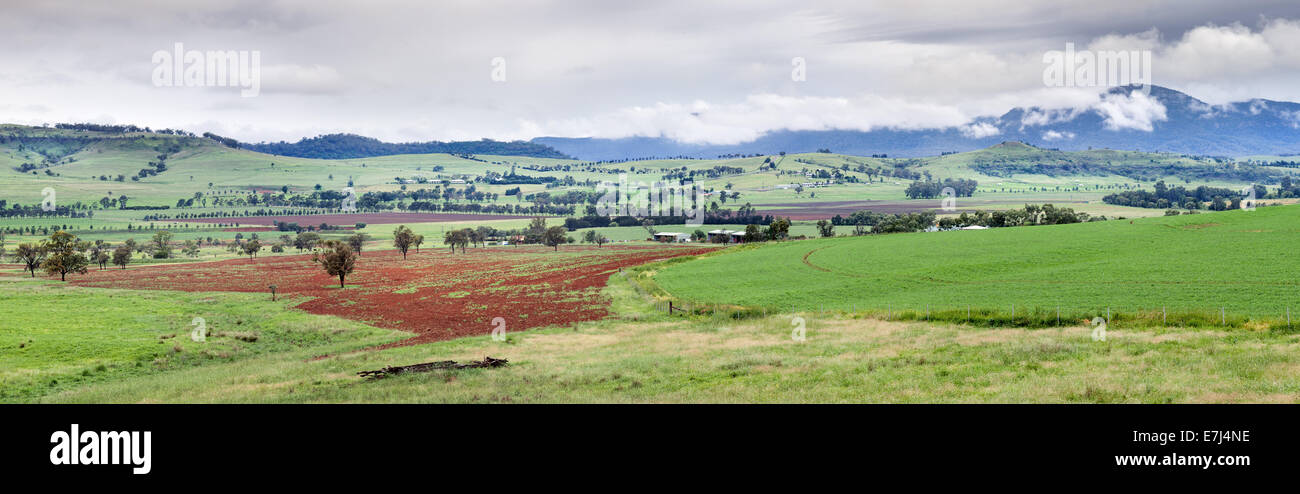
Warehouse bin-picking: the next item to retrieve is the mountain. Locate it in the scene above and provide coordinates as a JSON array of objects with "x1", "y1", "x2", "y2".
[
  {"x1": 532, "y1": 86, "x2": 1300, "y2": 160},
  {"x1": 244, "y1": 133, "x2": 570, "y2": 159}
]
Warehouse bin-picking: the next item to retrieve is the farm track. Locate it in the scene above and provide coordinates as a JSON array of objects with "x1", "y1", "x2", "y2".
[{"x1": 69, "y1": 244, "x2": 716, "y2": 350}]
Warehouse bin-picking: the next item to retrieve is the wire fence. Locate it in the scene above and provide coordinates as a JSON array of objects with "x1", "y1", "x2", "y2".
[{"x1": 651, "y1": 300, "x2": 1300, "y2": 331}]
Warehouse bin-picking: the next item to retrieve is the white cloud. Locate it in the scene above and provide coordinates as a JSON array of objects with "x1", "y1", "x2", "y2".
[
  {"x1": 260, "y1": 64, "x2": 344, "y2": 95},
  {"x1": 1093, "y1": 90, "x2": 1168, "y2": 131},
  {"x1": 524, "y1": 93, "x2": 972, "y2": 145},
  {"x1": 960, "y1": 122, "x2": 1001, "y2": 138},
  {"x1": 1041, "y1": 130, "x2": 1075, "y2": 141}
]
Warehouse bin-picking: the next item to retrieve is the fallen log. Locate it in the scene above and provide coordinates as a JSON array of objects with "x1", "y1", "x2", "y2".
[{"x1": 357, "y1": 357, "x2": 508, "y2": 380}]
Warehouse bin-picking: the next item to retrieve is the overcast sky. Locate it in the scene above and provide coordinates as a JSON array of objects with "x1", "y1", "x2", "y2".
[{"x1": 3, "y1": 0, "x2": 1300, "y2": 144}]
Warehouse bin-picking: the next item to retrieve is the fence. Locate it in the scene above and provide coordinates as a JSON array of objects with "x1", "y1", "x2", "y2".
[{"x1": 651, "y1": 301, "x2": 1300, "y2": 331}]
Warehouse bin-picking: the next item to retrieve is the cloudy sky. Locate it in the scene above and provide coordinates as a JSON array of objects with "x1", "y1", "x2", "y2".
[{"x1": 2, "y1": 0, "x2": 1300, "y2": 144}]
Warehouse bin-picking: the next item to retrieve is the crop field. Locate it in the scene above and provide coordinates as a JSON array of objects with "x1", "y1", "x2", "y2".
[
  {"x1": 67, "y1": 244, "x2": 714, "y2": 348},
  {"x1": 654, "y1": 204, "x2": 1300, "y2": 324},
  {"x1": 178, "y1": 211, "x2": 539, "y2": 226}
]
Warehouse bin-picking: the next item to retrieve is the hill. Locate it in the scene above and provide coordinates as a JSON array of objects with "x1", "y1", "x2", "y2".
[
  {"x1": 654, "y1": 204, "x2": 1300, "y2": 320},
  {"x1": 533, "y1": 85, "x2": 1300, "y2": 160},
  {"x1": 244, "y1": 133, "x2": 570, "y2": 159}
]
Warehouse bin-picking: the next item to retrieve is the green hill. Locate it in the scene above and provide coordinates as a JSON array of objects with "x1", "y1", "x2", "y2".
[{"x1": 654, "y1": 204, "x2": 1300, "y2": 323}]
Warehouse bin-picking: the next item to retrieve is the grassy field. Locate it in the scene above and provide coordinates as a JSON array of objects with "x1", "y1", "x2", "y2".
[
  {"x1": 654, "y1": 204, "x2": 1300, "y2": 323},
  {"x1": 5, "y1": 125, "x2": 1298, "y2": 404},
  {"x1": 25, "y1": 268, "x2": 1300, "y2": 403},
  {"x1": 0, "y1": 276, "x2": 404, "y2": 402}
]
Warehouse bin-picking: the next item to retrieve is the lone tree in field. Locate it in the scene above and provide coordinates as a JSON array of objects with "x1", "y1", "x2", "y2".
[
  {"x1": 393, "y1": 225, "x2": 415, "y2": 259},
  {"x1": 413, "y1": 234, "x2": 425, "y2": 253},
  {"x1": 41, "y1": 231, "x2": 89, "y2": 281},
  {"x1": 543, "y1": 226, "x2": 568, "y2": 251},
  {"x1": 112, "y1": 245, "x2": 132, "y2": 269},
  {"x1": 151, "y1": 230, "x2": 173, "y2": 259},
  {"x1": 13, "y1": 243, "x2": 47, "y2": 277},
  {"x1": 314, "y1": 240, "x2": 357, "y2": 288},
  {"x1": 347, "y1": 233, "x2": 366, "y2": 255},
  {"x1": 94, "y1": 249, "x2": 110, "y2": 270},
  {"x1": 242, "y1": 239, "x2": 262, "y2": 259}
]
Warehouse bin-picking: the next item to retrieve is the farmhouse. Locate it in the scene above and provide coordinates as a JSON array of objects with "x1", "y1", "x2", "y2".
[{"x1": 653, "y1": 232, "x2": 690, "y2": 243}]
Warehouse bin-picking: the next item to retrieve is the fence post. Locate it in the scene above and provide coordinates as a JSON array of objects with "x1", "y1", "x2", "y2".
[
  {"x1": 1056, "y1": 306, "x2": 1059, "y2": 325},
  {"x1": 888, "y1": 303, "x2": 891, "y2": 321},
  {"x1": 1221, "y1": 307, "x2": 1225, "y2": 326},
  {"x1": 1163, "y1": 306, "x2": 1166, "y2": 325}
]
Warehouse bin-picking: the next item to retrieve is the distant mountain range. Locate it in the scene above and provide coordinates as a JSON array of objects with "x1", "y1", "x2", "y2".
[
  {"x1": 244, "y1": 133, "x2": 570, "y2": 160},
  {"x1": 532, "y1": 86, "x2": 1300, "y2": 160}
]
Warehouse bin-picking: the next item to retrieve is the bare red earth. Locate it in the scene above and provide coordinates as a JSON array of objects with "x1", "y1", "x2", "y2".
[{"x1": 70, "y1": 245, "x2": 713, "y2": 349}]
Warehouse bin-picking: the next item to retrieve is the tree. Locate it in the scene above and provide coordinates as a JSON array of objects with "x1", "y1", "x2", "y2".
[
  {"x1": 13, "y1": 243, "x2": 46, "y2": 277},
  {"x1": 151, "y1": 230, "x2": 173, "y2": 259},
  {"x1": 765, "y1": 217, "x2": 791, "y2": 241},
  {"x1": 112, "y1": 245, "x2": 132, "y2": 269},
  {"x1": 294, "y1": 231, "x2": 321, "y2": 252},
  {"x1": 816, "y1": 219, "x2": 835, "y2": 238},
  {"x1": 94, "y1": 249, "x2": 110, "y2": 270},
  {"x1": 743, "y1": 224, "x2": 763, "y2": 242},
  {"x1": 413, "y1": 234, "x2": 425, "y2": 253},
  {"x1": 347, "y1": 233, "x2": 366, "y2": 255},
  {"x1": 543, "y1": 226, "x2": 568, "y2": 251},
  {"x1": 474, "y1": 226, "x2": 493, "y2": 247},
  {"x1": 183, "y1": 239, "x2": 201, "y2": 257},
  {"x1": 41, "y1": 231, "x2": 89, "y2": 281},
  {"x1": 314, "y1": 240, "x2": 357, "y2": 288},
  {"x1": 444, "y1": 229, "x2": 469, "y2": 253},
  {"x1": 242, "y1": 239, "x2": 262, "y2": 259},
  {"x1": 393, "y1": 225, "x2": 415, "y2": 259},
  {"x1": 526, "y1": 217, "x2": 548, "y2": 244}
]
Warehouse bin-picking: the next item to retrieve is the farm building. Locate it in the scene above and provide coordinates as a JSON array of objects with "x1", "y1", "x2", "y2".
[
  {"x1": 706, "y1": 229, "x2": 743, "y2": 243},
  {"x1": 653, "y1": 232, "x2": 691, "y2": 243}
]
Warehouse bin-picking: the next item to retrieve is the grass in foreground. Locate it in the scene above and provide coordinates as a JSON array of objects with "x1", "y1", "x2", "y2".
[
  {"x1": 0, "y1": 277, "x2": 404, "y2": 402},
  {"x1": 34, "y1": 271, "x2": 1300, "y2": 403}
]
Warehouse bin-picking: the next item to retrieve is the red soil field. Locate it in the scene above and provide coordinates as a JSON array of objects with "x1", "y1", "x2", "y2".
[
  {"x1": 758, "y1": 199, "x2": 1089, "y2": 220},
  {"x1": 178, "y1": 212, "x2": 536, "y2": 226},
  {"x1": 70, "y1": 245, "x2": 714, "y2": 349}
]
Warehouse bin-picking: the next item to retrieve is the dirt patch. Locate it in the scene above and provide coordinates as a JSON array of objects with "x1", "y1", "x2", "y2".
[
  {"x1": 758, "y1": 199, "x2": 1086, "y2": 220},
  {"x1": 70, "y1": 244, "x2": 716, "y2": 350}
]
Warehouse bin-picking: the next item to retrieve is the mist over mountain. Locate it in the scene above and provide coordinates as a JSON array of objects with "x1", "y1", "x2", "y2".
[{"x1": 532, "y1": 86, "x2": 1300, "y2": 160}]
